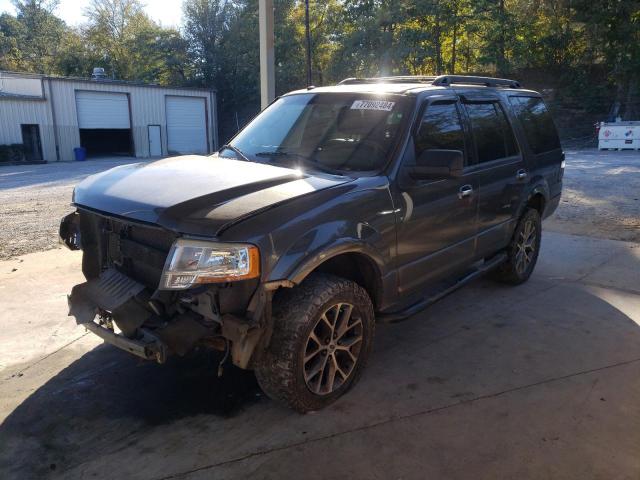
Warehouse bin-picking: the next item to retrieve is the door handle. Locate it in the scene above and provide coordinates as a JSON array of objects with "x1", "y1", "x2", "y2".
[
  {"x1": 516, "y1": 169, "x2": 528, "y2": 180},
  {"x1": 458, "y1": 184, "x2": 473, "y2": 199}
]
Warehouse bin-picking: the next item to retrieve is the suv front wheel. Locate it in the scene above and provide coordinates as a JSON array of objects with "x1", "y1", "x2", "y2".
[{"x1": 256, "y1": 273, "x2": 375, "y2": 413}]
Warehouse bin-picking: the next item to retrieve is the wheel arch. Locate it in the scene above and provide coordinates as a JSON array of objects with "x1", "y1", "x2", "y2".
[
  {"x1": 272, "y1": 240, "x2": 387, "y2": 310},
  {"x1": 519, "y1": 181, "x2": 549, "y2": 219}
]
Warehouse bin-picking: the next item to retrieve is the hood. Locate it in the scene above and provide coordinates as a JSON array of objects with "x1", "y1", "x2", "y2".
[{"x1": 73, "y1": 155, "x2": 351, "y2": 235}]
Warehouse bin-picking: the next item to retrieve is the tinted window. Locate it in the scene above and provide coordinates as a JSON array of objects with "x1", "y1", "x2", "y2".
[
  {"x1": 496, "y1": 104, "x2": 519, "y2": 157},
  {"x1": 415, "y1": 102, "x2": 465, "y2": 159},
  {"x1": 465, "y1": 102, "x2": 519, "y2": 163},
  {"x1": 509, "y1": 96, "x2": 561, "y2": 154}
]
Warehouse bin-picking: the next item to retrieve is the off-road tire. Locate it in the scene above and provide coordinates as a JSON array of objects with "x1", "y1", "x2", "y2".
[
  {"x1": 491, "y1": 208, "x2": 542, "y2": 285},
  {"x1": 255, "y1": 273, "x2": 375, "y2": 413}
]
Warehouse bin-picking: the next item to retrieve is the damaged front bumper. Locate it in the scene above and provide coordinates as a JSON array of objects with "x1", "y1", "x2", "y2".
[
  {"x1": 62, "y1": 209, "x2": 274, "y2": 369},
  {"x1": 68, "y1": 267, "x2": 171, "y2": 363},
  {"x1": 82, "y1": 319, "x2": 168, "y2": 363},
  {"x1": 67, "y1": 265, "x2": 272, "y2": 368}
]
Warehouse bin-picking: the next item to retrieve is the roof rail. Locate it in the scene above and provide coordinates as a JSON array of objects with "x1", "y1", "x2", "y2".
[
  {"x1": 337, "y1": 74, "x2": 521, "y2": 89},
  {"x1": 432, "y1": 75, "x2": 521, "y2": 88},
  {"x1": 338, "y1": 76, "x2": 436, "y2": 85}
]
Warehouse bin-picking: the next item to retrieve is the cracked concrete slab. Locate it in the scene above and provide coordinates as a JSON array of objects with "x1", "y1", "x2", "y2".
[{"x1": 0, "y1": 231, "x2": 639, "y2": 479}]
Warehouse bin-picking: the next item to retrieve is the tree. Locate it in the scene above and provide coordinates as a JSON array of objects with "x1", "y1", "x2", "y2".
[
  {"x1": 0, "y1": 0, "x2": 67, "y2": 73},
  {"x1": 82, "y1": 0, "x2": 187, "y2": 83},
  {"x1": 182, "y1": 0, "x2": 232, "y2": 86},
  {"x1": 1, "y1": 0, "x2": 638, "y2": 140}
]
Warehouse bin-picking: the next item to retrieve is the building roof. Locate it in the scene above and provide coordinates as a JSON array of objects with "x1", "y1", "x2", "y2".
[{"x1": 0, "y1": 70, "x2": 215, "y2": 93}]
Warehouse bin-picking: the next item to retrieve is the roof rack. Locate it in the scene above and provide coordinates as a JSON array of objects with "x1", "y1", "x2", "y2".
[
  {"x1": 337, "y1": 74, "x2": 521, "y2": 89},
  {"x1": 432, "y1": 75, "x2": 521, "y2": 88},
  {"x1": 338, "y1": 76, "x2": 436, "y2": 85}
]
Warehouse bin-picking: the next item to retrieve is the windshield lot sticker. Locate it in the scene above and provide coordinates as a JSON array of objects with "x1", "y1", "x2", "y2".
[{"x1": 351, "y1": 100, "x2": 395, "y2": 111}]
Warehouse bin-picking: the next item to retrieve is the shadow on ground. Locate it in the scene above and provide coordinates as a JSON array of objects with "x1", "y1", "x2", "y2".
[{"x1": 0, "y1": 347, "x2": 262, "y2": 478}]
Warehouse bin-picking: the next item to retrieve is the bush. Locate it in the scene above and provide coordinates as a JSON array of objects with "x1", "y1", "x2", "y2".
[{"x1": 0, "y1": 144, "x2": 25, "y2": 163}]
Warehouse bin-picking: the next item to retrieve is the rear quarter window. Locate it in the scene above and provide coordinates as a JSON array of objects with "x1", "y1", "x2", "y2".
[{"x1": 508, "y1": 96, "x2": 561, "y2": 154}]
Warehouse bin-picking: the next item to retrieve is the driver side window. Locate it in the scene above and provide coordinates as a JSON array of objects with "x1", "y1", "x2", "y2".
[{"x1": 415, "y1": 102, "x2": 467, "y2": 164}]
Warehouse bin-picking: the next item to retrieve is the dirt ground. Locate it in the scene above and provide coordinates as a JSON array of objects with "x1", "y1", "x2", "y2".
[
  {"x1": 0, "y1": 149, "x2": 638, "y2": 260},
  {"x1": 545, "y1": 149, "x2": 640, "y2": 243}
]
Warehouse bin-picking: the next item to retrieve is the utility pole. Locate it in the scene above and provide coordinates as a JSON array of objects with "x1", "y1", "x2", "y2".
[
  {"x1": 305, "y1": 0, "x2": 312, "y2": 86},
  {"x1": 259, "y1": 0, "x2": 275, "y2": 110}
]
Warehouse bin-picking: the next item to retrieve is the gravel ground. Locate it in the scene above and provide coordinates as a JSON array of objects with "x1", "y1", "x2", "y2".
[
  {"x1": 545, "y1": 149, "x2": 640, "y2": 243},
  {"x1": 0, "y1": 149, "x2": 638, "y2": 260},
  {"x1": 0, "y1": 158, "x2": 146, "y2": 260}
]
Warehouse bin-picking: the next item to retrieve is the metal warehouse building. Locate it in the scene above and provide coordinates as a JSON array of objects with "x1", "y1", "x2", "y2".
[{"x1": 0, "y1": 70, "x2": 218, "y2": 162}]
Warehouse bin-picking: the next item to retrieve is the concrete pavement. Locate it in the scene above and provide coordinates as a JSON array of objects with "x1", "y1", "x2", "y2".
[{"x1": 0, "y1": 231, "x2": 639, "y2": 479}]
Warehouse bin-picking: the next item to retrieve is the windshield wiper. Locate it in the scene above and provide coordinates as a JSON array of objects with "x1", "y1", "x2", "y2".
[
  {"x1": 254, "y1": 151, "x2": 339, "y2": 175},
  {"x1": 220, "y1": 144, "x2": 250, "y2": 162}
]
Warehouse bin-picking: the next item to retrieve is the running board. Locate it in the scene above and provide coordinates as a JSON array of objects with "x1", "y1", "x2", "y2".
[{"x1": 377, "y1": 252, "x2": 507, "y2": 323}]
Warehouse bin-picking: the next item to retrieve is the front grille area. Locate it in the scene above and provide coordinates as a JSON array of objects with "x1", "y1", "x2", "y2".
[{"x1": 80, "y1": 210, "x2": 176, "y2": 289}]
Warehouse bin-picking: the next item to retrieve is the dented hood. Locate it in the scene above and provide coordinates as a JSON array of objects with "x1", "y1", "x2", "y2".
[{"x1": 73, "y1": 155, "x2": 351, "y2": 235}]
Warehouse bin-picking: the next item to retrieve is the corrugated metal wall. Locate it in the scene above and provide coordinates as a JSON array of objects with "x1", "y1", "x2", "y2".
[
  {"x1": 48, "y1": 78, "x2": 217, "y2": 161},
  {"x1": 0, "y1": 97, "x2": 56, "y2": 161},
  {"x1": 0, "y1": 73, "x2": 44, "y2": 97},
  {"x1": 1, "y1": 73, "x2": 217, "y2": 162}
]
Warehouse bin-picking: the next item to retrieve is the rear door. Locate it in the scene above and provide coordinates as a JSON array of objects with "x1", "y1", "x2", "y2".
[
  {"x1": 395, "y1": 97, "x2": 479, "y2": 296},
  {"x1": 507, "y1": 95, "x2": 563, "y2": 209},
  {"x1": 460, "y1": 95, "x2": 527, "y2": 257}
]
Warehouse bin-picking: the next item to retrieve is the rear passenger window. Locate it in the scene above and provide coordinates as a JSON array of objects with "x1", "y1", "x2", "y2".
[
  {"x1": 415, "y1": 102, "x2": 466, "y2": 160},
  {"x1": 508, "y1": 96, "x2": 561, "y2": 154},
  {"x1": 464, "y1": 102, "x2": 519, "y2": 163}
]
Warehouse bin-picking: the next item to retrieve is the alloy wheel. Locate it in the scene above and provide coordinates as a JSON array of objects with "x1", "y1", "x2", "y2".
[
  {"x1": 515, "y1": 219, "x2": 537, "y2": 274},
  {"x1": 303, "y1": 302, "x2": 363, "y2": 395}
]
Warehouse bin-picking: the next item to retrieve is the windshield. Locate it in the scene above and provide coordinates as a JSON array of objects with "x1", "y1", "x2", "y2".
[{"x1": 221, "y1": 93, "x2": 411, "y2": 173}]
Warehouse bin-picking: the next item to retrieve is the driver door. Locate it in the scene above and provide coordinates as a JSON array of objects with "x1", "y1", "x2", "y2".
[{"x1": 394, "y1": 98, "x2": 479, "y2": 296}]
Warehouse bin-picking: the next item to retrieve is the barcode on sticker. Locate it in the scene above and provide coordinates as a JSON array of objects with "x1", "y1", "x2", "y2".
[{"x1": 351, "y1": 100, "x2": 395, "y2": 111}]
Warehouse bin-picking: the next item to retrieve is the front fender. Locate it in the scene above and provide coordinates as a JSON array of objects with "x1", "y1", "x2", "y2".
[{"x1": 267, "y1": 221, "x2": 387, "y2": 285}]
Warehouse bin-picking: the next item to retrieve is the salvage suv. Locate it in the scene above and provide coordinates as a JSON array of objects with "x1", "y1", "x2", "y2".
[{"x1": 61, "y1": 75, "x2": 564, "y2": 412}]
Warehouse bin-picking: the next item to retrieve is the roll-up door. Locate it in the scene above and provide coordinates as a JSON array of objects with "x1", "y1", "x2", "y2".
[
  {"x1": 166, "y1": 96, "x2": 207, "y2": 154},
  {"x1": 76, "y1": 91, "x2": 130, "y2": 129}
]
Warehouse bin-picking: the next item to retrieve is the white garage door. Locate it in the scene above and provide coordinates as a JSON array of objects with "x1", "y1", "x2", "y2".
[
  {"x1": 166, "y1": 96, "x2": 207, "y2": 154},
  {"x1": 76, "y1": 91, "x2": 130, "y2": 129}
]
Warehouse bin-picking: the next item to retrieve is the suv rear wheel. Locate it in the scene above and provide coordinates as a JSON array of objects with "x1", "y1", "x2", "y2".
[
  {"x1": 491, "y1": 208, "x2": 542, "y2": 284},
  {"x1": 256, "y1": 273, "x2": 375, "y2": 412}
]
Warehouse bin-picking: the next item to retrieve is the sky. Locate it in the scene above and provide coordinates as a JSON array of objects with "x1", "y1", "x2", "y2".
[{"x1": 0, "y1": 0, "x2": 184, "y2": 28}]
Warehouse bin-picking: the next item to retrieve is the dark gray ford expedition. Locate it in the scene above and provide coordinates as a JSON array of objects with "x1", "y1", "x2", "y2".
[{"x1": 60, "y1": 75, "x2": 564, "y2": 412}]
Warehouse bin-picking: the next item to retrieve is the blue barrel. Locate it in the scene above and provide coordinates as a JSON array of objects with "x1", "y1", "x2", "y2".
[{"x1": 73, "y1": 147, "x2": 87, "y2": 161}]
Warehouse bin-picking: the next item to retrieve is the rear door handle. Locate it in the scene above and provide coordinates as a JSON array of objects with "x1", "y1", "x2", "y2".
[
  {"x1": 516, "y1": 169, "x2": 528, "y2": 180},
  {"x1": 458, "y1": 184, "x2": 473, "y2": 199}
]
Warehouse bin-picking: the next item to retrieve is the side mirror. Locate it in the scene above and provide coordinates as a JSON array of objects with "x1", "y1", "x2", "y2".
[{"x1": 407, "y1": 149, "x2": 464, "y2": 180}]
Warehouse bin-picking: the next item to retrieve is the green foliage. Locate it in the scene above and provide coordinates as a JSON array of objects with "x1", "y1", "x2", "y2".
[
  {"x1": 82, "y1": 0, "x2": 190, "y2": 84},
  {"x1": 0, "y1": 1, "x2": 67, "y2": 73},
  {"x1": 0, "y1": 0, "x2": 638, "y2": 140}
]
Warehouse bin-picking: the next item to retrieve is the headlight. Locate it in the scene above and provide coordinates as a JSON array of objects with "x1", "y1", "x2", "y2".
[{"x1": 160, "y1": 239, "x2": 260, "y2": 290}]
